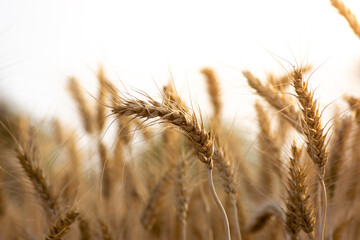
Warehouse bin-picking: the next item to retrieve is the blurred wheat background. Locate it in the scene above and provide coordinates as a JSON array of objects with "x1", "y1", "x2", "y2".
[{"x1": 1, "y1": 0, "x2": 360, "y2": 239}]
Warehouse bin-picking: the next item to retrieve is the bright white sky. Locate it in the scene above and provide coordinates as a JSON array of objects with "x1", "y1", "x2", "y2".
[{"x1": 1, "y1": 0, "x2": 360, "y2": 132}]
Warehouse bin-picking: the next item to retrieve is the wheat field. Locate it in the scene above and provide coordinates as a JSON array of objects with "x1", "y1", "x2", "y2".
[{"x1": 1, "y1": 1, "x2": 360, "y2": 239}]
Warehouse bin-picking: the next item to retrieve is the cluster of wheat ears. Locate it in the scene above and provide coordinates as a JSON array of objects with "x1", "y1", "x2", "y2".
[{"x1": 1, "y1": 0, "x2": 360, "y2": 240}]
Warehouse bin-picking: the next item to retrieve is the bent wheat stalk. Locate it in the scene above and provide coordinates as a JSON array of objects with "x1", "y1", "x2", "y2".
[{"x1": 112, "y1": 97, "x2": 232, "y2": 240}]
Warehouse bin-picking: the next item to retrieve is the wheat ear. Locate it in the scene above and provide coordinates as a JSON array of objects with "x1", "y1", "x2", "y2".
[
  {"x1": 345, "y1": 95, "x2": 360, "y2": 125},
  {"x1": 291, "y1": 68, "x2": 328, "y2": 240},
  {"x1": 16, "y1": 145, "x2": 58, "y2": 219},
  {"x1": 162, "y1": 82, "x2": 189, "y2": 114},
  {"x1": 201, "y1": 67, "x2": 222, "y2": 133},
  {"x1": 112, "y1": 97, "x2": 232, "y2": 240},
  {"x1": 326, "y1": 117, "x2": 351, "y2": 240},
  {"x1": 213, "y1": 147, "x2": 243, "y2": 240},
  {"x1": 242, "y1": 70, "x2": 302, "y2": 132},
  {"x1": 68, "y1": 78, "x2": 94, "y2": 134},
  {"x1": 78, "y1": 216, "x2": 92, "y2": 240},
  {"x1": 141, "y1": 168, "x2": 174, "y2": 230},
  {"x1": 45, "y1": 210, "x2": 79, "y2": 240},
  {"x1": 174, "y1": 156, "x2": 188, "y2": 240},
  {"x1": 330, "y1": 0, "x2": 360, "y2": 39},
  {"x1": 244, "y1": 201, "x2": 284, "y2": 235},
  {"x1": 326, "y1": 117, "x2": 351, "y2": 198},
  {"x1": 285, "y1": 143, "x2": 314, "y2": 240},
  {"x1": 98, "y1": 141, "x2": 112, "y2": 199},
  {"x1": 255, "y1": 101, "x2": 282, "y2": 192},
  {"x1": 96, "y1": 65, "x2": 108, "y2": 132},
  {"x1": 162, "y1": 80, "x2": 243, "y2": 239},
  {"x1": 98, "y1": 219, "x2": 113, "y2": 240},
  {"x1": 344, "y1": 96, "x2": 360, "y2": 202}
]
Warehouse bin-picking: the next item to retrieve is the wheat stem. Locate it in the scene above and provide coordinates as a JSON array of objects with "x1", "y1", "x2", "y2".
[
  {"x1": 319, "y1": 176, "x2": 327, "y2": 240},
  {"x1": 230, "y1": 196, "x2": 242, "y2": 240},
  {"x1": 207, "y1": 163, "x2": 231, "y2": 240}
]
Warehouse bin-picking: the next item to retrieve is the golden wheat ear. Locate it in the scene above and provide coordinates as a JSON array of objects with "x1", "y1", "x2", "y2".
[
  {"x1": 291, "y1": 68, "x2": 329, "y2": 240},
  {"x1": 174, "y1": 155, "x2": 189, "y2": 240},
  {"x1": 242, "y1": 70, "x2": 302, "y2": 133},
  {"x1": 344, "y1": 95, "x2": 360, "y2": 125},
  {"x1": 78, "y1": 216, "x2": 92, "y2": 240},
  {"x1": 267, "y1": 65, "x2": 312, "y2": 93},
  {"x1": 325, "y1": 116, "x2": 352, "y2": 239},
  {"x1": 201, "y1": 68, "x2": 222, "y2": 132},
  {"x1": 97, "y1": 141, "x2": 112, "y2": 199},
  {"x1": 255, "y1": 101, "x2": 282, "y2": 195},
  {"x1": 141, "y1": 168, "x2": 174, "y2": 231},
  {"x1": 98, "y1": 219, "x2": 113, "y2": 240},
  {"x1": 244, "y1": 201, "x2": 284, "y2": 236},
  {"x1": 285, "y1": 143, "x2": 314, "y2": 240},
  {"x1": 112, "y1": 95, "x2": 233, "y2": 239},
  {"x1": 330, "y1": 0, "x2": 360, "y2": 39},
  {"x1": 45, "y1": 210, "x2": 79, "y2": 240},
  {"x1": 68, "y1": 77, "x2": 94, "y2": 134},
  {"x1": 16, "y1": 142, "x2": 58, "y2": 219},
  {"x1": 326, "y1": 116, "x2": 351, "y2": 200},
  {"x1": 96, "y1": 65, "x2": 108, "y2": 133}
]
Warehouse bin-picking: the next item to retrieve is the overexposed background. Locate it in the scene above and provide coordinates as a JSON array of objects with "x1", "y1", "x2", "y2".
[{"x1": 1, "y1": 0, "x2": 360, "y2": 132}]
